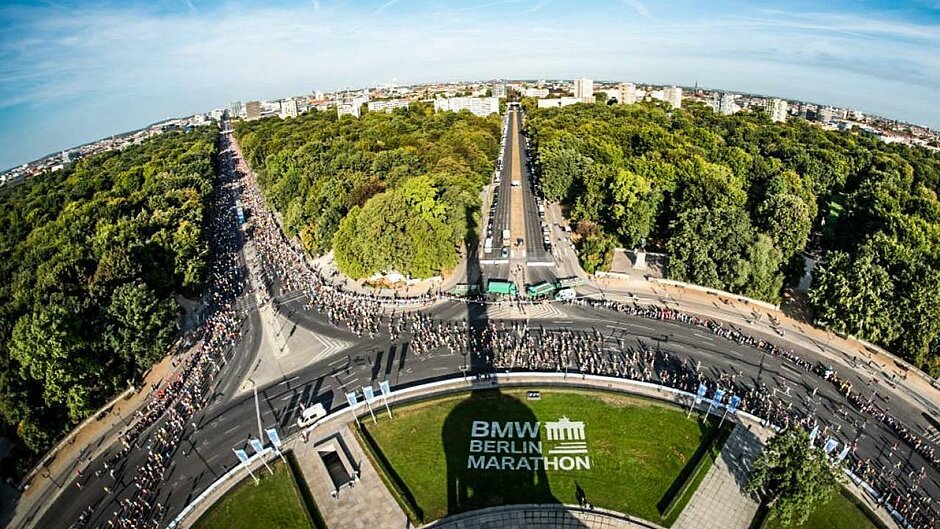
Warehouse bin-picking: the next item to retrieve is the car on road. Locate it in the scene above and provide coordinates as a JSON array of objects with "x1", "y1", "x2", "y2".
[
  {"x1": 297, "y1": 402, "x2": 327, "y2": 428},
  {"x1": 501, "y1": 247, "x2": 509, "y2": 258}
]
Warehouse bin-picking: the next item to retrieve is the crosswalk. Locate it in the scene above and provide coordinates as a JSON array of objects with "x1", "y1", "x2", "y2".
[
  {"x1": 924, "y1": 426, "x2": 940, "y2": 445},
  {"x1": 486, "y1": 302, "x2": 568, "y2": 320}
]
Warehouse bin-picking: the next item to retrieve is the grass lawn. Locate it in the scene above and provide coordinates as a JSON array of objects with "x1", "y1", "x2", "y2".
[
  {"x1": 192, "y1": 459, "x2": 313, "y2": 529},
  {"x1": 762, "y1": 489, "x2": 886, "y2": 529},
  {"x1": 359, "y1": 388, "x2": 725, "y2": 526}
]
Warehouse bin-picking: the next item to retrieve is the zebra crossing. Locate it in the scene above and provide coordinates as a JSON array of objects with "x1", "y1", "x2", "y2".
[
  {"x1": 486, "y1": 302, "x2": 568, "y2": 320},
  {"x1": 307, "y1": 332, "x2": 349, "y2": 363},
  {"x1": 924, "y1": 425, "x2": 940, "y2": 445}
]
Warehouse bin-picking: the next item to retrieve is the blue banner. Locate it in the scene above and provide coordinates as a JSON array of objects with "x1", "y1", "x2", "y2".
[
  {"x1": 249, "y1": 438, "x2": 264, "y2": 454},
  {"x1": 712, "y1": 389, "x2": 726, "y2": 407},
  {"x1": 379, "y1": 380, "x2": 391, "y2": 396},
  {"x1": 695, "y1": 383, "x2": 707, "y2": 404},
  {"x1": 727, "y1": 395, "x2": 741, "y2": 413},
  {"x1": 265, "y1": 428, "x2": 282, "y2": 448},
  {"x1": 346, "y1": 391, "x2": 358, "y2": 407},
  {"x1": 363, "y1": 386, "x2": 376, "y2": 404},
  {"x1": 234, "y1": 449, "x2": 250, "y2": 464}
]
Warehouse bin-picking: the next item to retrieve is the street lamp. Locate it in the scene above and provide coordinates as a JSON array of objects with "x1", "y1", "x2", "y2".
[{"x1": 247, "y1": 378, "x2": 263, "y2": 441}]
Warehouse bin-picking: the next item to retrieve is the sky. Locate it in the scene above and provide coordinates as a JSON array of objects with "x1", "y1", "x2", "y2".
[{"x1": 1, "y1": 0, "x2": 939, "y2": 170}]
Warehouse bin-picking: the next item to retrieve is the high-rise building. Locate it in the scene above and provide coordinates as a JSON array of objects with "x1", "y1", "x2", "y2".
[
  {"x1": 245, "y1": 101, "x2": 262, "y2": 120},
  {"x1": 718, "y1": 93, "x2": 738, "y2": 115},
  {"x1": 433, "y1": 97, "x2": 500, "y2": 117},
  {"x1": 61, "y1": 150, "x2": 72, "y2": 163},
  {"x1": 663, "y1": 86, "x2": 682, "y2": 109},
  {"x1": 573, "y1": 78, "x2": 594, "y2": 103},
  {"x1": 491, "y1": 83, "x2": 507, "y2": 98},
  {"x1": 279, "y1": 99, "x2": 298, "y2": 118},
  {"x1": 229, "y1": 101, "x2": 245, "y2": 118},
  {"x1": 618, "y1": 83, "x2": 636, "y2": 105},
  {"x1": 766, "y1": 98, "x2": 788, "y2": 123}
]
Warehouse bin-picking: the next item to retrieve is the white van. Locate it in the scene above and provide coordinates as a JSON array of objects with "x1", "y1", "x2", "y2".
[{"x1": 297, "y1": 402, "x2": 327, "y2": 428}]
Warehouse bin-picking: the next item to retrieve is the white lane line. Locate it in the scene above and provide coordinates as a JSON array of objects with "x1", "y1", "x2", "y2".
[
  {"x1": 278, "y1": 376, "x2": 300, "y2": 385},
  {"x1": 280, "y1": 394, "x2": 297, "y2": 401},
  {"x1": 223, "y1": 425, "x2": 240, "y2": 435}
]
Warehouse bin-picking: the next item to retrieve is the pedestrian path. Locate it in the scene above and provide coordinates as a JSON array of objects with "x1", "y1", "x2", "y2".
[
  {"x1": 291, "y1": 425, "x2": 407, "y2": 529},
  {"x1": 673, "y1": 423, "x2": 770, "y2": 529}
]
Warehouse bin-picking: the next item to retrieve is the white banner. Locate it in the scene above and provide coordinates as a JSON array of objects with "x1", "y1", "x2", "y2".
[
  {"x1": 249, "y1": 438, "x2": 265, "y2": 454},
  {"x1": 346, "y1": 391, "x2": 358, "y2": 407},
  {"x1": 379, "y1": 380, "x2": 391, "y2": 396}
]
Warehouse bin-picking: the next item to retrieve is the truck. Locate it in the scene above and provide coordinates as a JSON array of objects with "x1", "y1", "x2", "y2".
[
  {"x1": 526, "y1": 281, "x2": 556, "y2": 298},
  {"x1": 502, "y1": 228, "x2": 511, "y2": 240},
  {"x1": 487, "y1": 280, "x2": 518, "y2": 296},
  {"x1": 484, "y1": 237, "x2": 493, "y2": 252},
  {"x1": 554, "y1": 288, "x2": 577, "y2": 301}
]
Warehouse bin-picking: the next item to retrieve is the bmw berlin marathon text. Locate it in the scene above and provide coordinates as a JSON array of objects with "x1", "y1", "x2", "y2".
[{"x1": 467, "y1": 417, "x2": 591, "y2": 471}]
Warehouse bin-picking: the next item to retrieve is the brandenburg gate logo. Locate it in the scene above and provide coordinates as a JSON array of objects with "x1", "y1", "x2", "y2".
[{"x1": 546, "y1": 416, "x2": 588, "y2": 455}]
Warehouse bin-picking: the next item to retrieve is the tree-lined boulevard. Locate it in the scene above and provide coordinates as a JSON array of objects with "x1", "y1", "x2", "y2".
[{"x1": 1, "y1": 114, "x2": 932, "y2": 529}]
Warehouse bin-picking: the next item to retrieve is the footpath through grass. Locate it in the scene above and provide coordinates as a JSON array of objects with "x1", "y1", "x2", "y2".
[
  {"x1": 359, "y1": 388, "x2": 726, "y2": 526},
  {"x1": 192, "y1": 459, "x2": 313, "y2": 529},
  {"x1": 762, "y1": 489, "x2": 887, "y2": 529}
]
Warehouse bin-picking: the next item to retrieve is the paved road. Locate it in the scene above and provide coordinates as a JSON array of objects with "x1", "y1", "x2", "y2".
[{"x1": 25, "y1": 125, "x2": 940, "y2": 529}]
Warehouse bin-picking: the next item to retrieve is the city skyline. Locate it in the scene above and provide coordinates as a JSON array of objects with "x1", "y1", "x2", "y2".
[{"x1": 1, "y1": 0, "x2": 939, "y2": 170}]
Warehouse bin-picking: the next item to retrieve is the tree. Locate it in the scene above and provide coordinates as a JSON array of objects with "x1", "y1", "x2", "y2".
[
  {"x1": 667, "y1": 207, "x2": 755, "y2": 294},
  {"x1": 809, "y1": 248, "x2": 900, "y2": 344},
  {"x1": 757, "y1": 193, "x2": 813, "y2": 259},
  {"x1": 745, "y1": 428, "x2": 840, "y2": 526}
]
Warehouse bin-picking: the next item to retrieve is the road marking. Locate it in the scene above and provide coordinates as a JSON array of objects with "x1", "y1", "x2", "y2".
[
  {"x1": 278, "y1": 376, "x2": 300, "y2": 385},
  {"x1": 280, "y1": 394, "x2": 297, "y2": 401},
  {"x1": 223, "y1": 425, "x2": 240, "y2": 435},
  {"x1": 693, "y1": 332, "x2": 716, "y2": 342}
]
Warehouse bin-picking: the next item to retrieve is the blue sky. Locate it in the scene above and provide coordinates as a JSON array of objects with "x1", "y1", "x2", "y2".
[{"x1": 1, "y1": 0, "x2": 939, "y2": 170}]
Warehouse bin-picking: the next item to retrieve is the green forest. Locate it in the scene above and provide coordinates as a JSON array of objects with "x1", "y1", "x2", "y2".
[
  {"x1": 0, "y1": 127, "x2": 218, "y2": 463},
  {"x1": 235, "y1": 102, "x2": 499, "y2": 279},
  {"x1": 524, "y1": 101, "x2": 940, "y2": 376}
]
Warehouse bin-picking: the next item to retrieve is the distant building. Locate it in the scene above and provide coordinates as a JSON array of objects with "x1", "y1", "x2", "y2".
[
  {"x1": 433, "y1": 97, "x2": 499, "y2": 117},
  {"x1": 524, "y1": 87, "x2": 550, "y2": 98},
  {"x1": 245, "y1": 101, "x2": 262, "y2": 120},
  {"x1": 573, "y1": 78, "x2": 594, "y2": 102},
  {"x1": 663, "y1": 86, "x2": 682, "y2": 109},
  {"x1": 337, "y1": 102, "x2": 362, "y2": 118},
  {"x1": 279, "y1": 99, "x2": 298, "y2": 118},
  {"x1": 229, "y1": 101, "x2": 245, "y2": 118},
  {"x1": 61, "y1": 150, "x2": 72, "y2": 163},
  {"x1": 766, "y1": 98, "x2": 788, "y2": 123},
  {"x1": 618, "y1": 83, "x2": 636, "y2": 105},
  {"x1": 491, "y1": 83, "x2": 507, "y2": 98},
  {"x1": 718, "y1": 93, "x2": 738, "y2": 115},
  {"x1": 537, "y1": 97, "x2": 583, "y2": 109},
  {"x1": 818, "y1": 106, "x2": 837, "y2": 124},
  {"x1": 367, "y1": 99, "x2": 411, "y2": 113}
]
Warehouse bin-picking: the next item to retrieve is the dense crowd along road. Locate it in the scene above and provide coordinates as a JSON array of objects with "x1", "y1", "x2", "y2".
[{"x1": 39, "y1": 123, "x2": 938, "y2": 529}]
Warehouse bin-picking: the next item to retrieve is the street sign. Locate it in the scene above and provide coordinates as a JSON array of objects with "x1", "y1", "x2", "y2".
[{"x1": 526, "y1": 391, "x2": 541, "y2": 400}]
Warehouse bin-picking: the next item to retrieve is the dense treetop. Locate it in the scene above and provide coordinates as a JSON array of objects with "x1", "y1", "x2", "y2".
[
  {"x1": 524, "y1": 101, "x2": 940, "y2": 375},
  {"x1": 0, "y1": 127, "x2": 218, "y2": 460},
  {"x1": 235, "y1": 103, "x2": 499, "y2": 279}
]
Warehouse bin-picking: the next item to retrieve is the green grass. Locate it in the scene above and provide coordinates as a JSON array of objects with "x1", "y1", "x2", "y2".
[
  {"x1": 360, "y1": 388, "x2": 725, "y2": 526},
  {"x1": 762, "y1": 489, "x2": 887, "y2": 529},
  {"x1": 192, "y1": 459, "x2": 314, "y2": 529}
]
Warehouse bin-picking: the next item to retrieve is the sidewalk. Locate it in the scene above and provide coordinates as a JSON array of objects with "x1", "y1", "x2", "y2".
[
  {"x1": 673, "y1": 423, "x2": 770, "y2": 529},
  {"x1": 292, "y1": 424, "x2": 408, "y2": 529}
]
